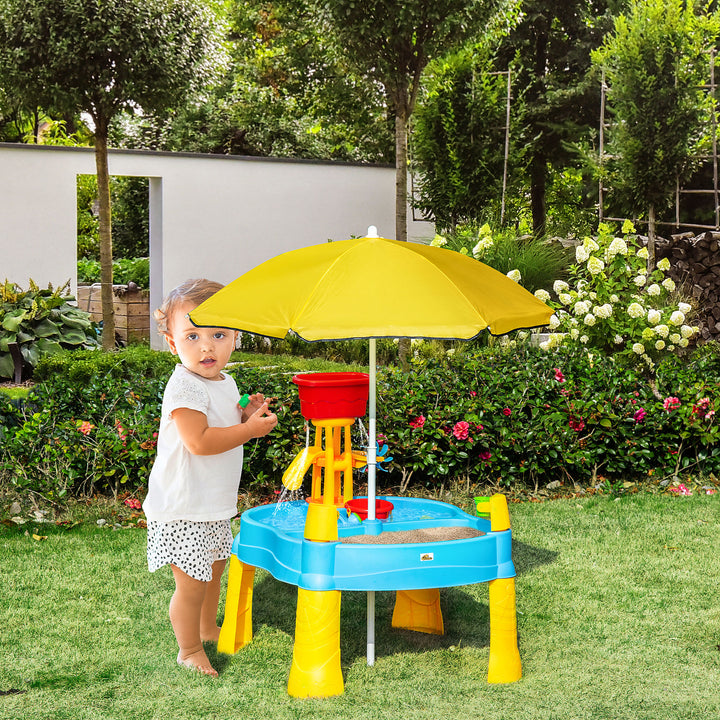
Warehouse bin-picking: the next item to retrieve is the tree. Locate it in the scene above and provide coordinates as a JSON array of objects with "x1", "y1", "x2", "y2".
[
  {"x1": 593, "y1": 0, "x2": 720, "y2": 268},
  {"x1": 316, "y1": 0, "x2": 499, "y2": 243},
  {"x1": 411, "y1": 43, "x2": 512, "y2": 231},
  {"x1": 0, "y1": 0, "x2": 222, "y2": 348},
  {"x1": 495, "y1": 0, "x2": 625, "y2": 236}
]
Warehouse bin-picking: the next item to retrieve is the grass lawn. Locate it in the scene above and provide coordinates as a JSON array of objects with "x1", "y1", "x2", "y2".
[{"x1": 1, "y1": 492, "x2": 718, "y2": 720}]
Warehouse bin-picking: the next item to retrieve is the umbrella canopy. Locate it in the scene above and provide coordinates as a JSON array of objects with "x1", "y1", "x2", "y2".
[{"x1": 188, "y1": 234, "x2": 553, "y2": 341}]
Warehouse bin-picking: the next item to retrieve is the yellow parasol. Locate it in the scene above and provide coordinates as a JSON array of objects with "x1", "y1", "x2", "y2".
[{"x1": 189, "y1": 227, "x2": 553, "y2": 665}]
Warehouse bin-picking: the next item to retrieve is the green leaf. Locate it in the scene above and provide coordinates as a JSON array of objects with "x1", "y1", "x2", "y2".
[
  {"x1": 33, "y1": 318, "x2": 61, "y2": 338},
  {"x1": 60, "y1": 328, "x2": 91, "y2": 345},
  {"x1": 0, "y1": 352, "x2": 15, "y2": 379},
  {"x1": 36, "y1": 338, "x2": 63, "y2": 355},
  {"x1": 2, "y1": 311, "x2": 27, "y2": 332}
]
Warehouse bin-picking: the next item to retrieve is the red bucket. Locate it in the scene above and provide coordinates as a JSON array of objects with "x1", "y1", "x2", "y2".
[
  {"x1": 345, "y1": 498, "x2": 394, "y2": 521},
  {"x1": 292, "y1": 372, "x2": 369, "y2": 420}
]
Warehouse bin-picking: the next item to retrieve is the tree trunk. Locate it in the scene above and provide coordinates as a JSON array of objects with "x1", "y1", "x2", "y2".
[
  {"x1": 94, "y1": 128, "x2": 116, "y2": 350},
  {"x1": 530, "y1": 153, "x2": 546, "y2": 237},
  {"x1": 647, "y1": 204, "x2": 656, "y2": 273},
  {"x1": 395, "y1": 110, "x2": 408, "y2": 244}
]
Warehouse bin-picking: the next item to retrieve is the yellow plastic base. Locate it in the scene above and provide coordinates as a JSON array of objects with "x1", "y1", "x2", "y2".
[
  {"x1": 288, "y1": 588, "x2": 344, "y2": 698},
  {"x1": 487, "y1": 577, "x2": 522, "y2": 683},
  {"x1": 391, "y1": 588, "x2": 444, "y2": 635},
  {"x1": 218, "y1": 556, "x2": 255, "y2": 655}
]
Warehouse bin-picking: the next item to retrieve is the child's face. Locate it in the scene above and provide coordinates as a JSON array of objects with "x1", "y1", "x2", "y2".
[{"x1": 165, "y1": 301, "x2": 236, "y2": 381}]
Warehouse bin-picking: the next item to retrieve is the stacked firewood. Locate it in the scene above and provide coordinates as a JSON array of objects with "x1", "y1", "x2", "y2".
[{"x1": 656, "y1": 230, "x2": 720, "y2": 342}]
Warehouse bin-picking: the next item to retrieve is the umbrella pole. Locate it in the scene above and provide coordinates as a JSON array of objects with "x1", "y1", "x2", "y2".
[{"x1": 367, "y1": 338, "x2": 379, "y2": 666}]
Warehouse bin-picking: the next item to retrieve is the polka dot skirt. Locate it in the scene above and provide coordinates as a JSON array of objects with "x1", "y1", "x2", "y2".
[{"x1": 147, "y1": 519, "x2": 233, "y2": 582}]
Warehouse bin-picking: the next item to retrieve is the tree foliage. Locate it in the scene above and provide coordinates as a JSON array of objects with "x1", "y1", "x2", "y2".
[
  {"x1": 0, "y1": 0, "x2": 222, "y2": 348},
  {"x1": 593, "y1": 0, "x2": 720, "y2": 258}
]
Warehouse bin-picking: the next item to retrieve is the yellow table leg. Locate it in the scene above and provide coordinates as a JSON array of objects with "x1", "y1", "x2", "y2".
[
  {"x1": 218, "y1": 556, "x2": 256, "y2": 655},
  {"x1": 487, "y1": 577, "x2": 522, "y2": 683},
  {"x1": 288, "y1": 588, "x2": 344, "y2": 698},
  {"x1": 392, "y1": 588, "x2": 444, "y2": 635}
]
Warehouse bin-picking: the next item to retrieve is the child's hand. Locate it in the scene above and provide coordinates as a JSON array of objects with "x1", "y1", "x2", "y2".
[
  {"x1": 244, "y1": 401, "x2": 278, "y2": 439},
  {"x1": 242, "y1": 392, "x2": 266, "y2": 418}
]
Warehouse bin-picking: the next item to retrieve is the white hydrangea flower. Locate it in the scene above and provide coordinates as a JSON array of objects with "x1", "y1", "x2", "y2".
[
  {"x1": 679, "y1": 338, "x2": 689, "y2": 348},
  {"x1": 610, "y1": 294, "x2": 620, "y2": 304},
  {"x1": 583, "y1": 237, "x2": 600, "y2": 252},
  {"x1": 570, "y1": 328, "x2": 580, "y2": 340},
  {"x1": 549, "y1": 314, "x2": 561, "y2": 330},
  {"x1": 632, "y1": 343, "x2": 645, "y2": 355},
  {"x1": 657, "y1": 258, "x2": 671, "y2": 271},
  {"x1": 587, "y1": 257, "x2": 604, "y2": 275},
  {"x1": 662, "y1": 278, "x2": 676, "y2": 292},
  {"x1": 647, "y1": 309, "x2": 661, "y2": 325},
  {"x1": 637, "y1": 247, "x2": 649, "y2": 259},
  {"x1": 580, "y1": 334, "x2": 589, "y2": 344},
  {"x1": 574, "y1": 300, "x2": 591, "y2": 315},
  {"x1": 627, "y1": 302, "x2": 644, "y2": 319},
  {"x1": 539, "y1": 341, "x2": 550, "y2": 351},
  {"x1": 654, "y1": 324, "x2": 669, "y2": 338},
  {"x1": 506, "y1": 269, "x2": 522, "y2": 283},
  {"x1": 670, "y1": 333, "x2": 681, "y2": 344},
  {"x1": 558, "y1": 293, "x2": 573, "y2": 305},
  {"x1": 680, "y1": 325, "x2": 694, "y2": 338},
  {"x1": 583, "y1": 313, "x2": 596, "y2": 326},
  {"x1": 431, "y1": 234, "x2": 447, "y2": 247},
  {"x1": 633, "y1": 275, "x2": 646, "y2": 287},
  {"x1": 534, "y1": 289, "x2": 551, "y2": 303},
  {"x1": 553, "y1": 280, "x2": 569, "y2": 294},
  {"x1": 589, "y1": 291, "x2": 597, "y2": 300},
  {"x1": 647, "y1": 283, "x2": 661, "y2": 296},
  {"x1": 642, "y1": 327, "x2": 656, "y2": 341},
  {"x1": 678, "y1": 302, "x2": 691, "y2": 314},
  {"x1": 605, "y1": 237, "x2": 629, "y2": 260},
  {"x1": 655, "y1": 339, "x2": 666, "y2": 351},
  {"x1": 575, "y1": 245, "x2": 589, "y2": 263},
  {"x1": 594, "y1": 304, "x2": 613, "y2": 319},
  {"x1": 472, "y1": 237, "x2": 493, "y2": 257},
  {"x1": 669, "y1": 311, "x2": 685, "y2": 326},
  {"x1": 614, "y1": 334, "x2": 624, "y2": 345}
]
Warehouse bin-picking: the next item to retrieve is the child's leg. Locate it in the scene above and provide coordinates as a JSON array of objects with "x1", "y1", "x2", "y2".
[
  {"x1": 200, "y1": 558, "x2": 226, "y2": 643},
  {"x1": 170, "y1": 564, "x2": 217, "y2": 677}
]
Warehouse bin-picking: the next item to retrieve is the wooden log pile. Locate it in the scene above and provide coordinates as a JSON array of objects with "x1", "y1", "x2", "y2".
[{"x1": 656, "y1": 230, "x2": 720, "y2": 342}]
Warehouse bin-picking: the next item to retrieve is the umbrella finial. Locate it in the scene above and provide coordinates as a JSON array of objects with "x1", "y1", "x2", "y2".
[{"x1": 366, "y1": 225, "x2": 379, "y2": 238}]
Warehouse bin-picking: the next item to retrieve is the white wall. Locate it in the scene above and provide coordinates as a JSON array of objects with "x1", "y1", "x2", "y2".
[{"x1": 0, "y1": 143, "x2": 433, "y2": 347}]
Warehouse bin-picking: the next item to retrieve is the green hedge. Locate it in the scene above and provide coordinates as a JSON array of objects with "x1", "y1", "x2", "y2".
[{"x1": 1, "y1": 343, "x2": 719, "y2": 501}]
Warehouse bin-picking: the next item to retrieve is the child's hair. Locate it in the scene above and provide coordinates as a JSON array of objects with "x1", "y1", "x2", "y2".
[{"x1": 154, "y1": 278, "x2": 224, "y2": 335}]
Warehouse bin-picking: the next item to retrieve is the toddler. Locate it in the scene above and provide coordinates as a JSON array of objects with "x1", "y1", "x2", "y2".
[{"x1": 143, "y1": 278, "x2": 277, "y2": 677}]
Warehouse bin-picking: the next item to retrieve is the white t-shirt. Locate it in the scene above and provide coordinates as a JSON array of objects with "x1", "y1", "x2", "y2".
[{"x1": 143, "y1": 364, "x2": 244, "y2": 522}]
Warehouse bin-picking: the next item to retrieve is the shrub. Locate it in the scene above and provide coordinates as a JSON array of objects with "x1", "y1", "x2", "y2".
[
  {"x1": 2, "y1": 343, "x2": 718, "y2": 502},
  {"x1": 545, "y1": 222, "x2": 699, "y2": 369},
  {"x1": 77, "y1": 257, "x2": 149, "y2": 288},
  {"x1": 0, "y1": 280, "x2": 98, "y2": 380}
]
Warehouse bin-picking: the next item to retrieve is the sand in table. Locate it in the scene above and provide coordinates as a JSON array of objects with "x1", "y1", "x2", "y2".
[{"x1": 340, "y1": 526, "x2": 484, "y2": 545}]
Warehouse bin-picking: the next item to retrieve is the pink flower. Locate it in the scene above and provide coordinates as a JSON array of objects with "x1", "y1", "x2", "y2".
[
  {"x1": 669, "y1": 484, "x2": 692, "y2": 496},
  {"x1": 554, "y1": 368, "x2": 565, "y2": 383},
  {"x1": 706, "y1": 489, "x2": 717, "y2": 495},
  {"x1": 663, "y1": 396, "x2": 681, "y2": 412},
  {"x1": 453, "y1": 421, "x2": 470, "y2": 440},
  {"x1": 78, "y1": 421, "x2": 94, "y2": 436},
  {"x1": 633, "y1": 408, "x2": 646, "y2": 423},
  {"x1": 569, "y1": 416, "x2": 585, "y2": 432},
  {"x1": 502, "y1": 408, "x2": 512, "y2": 417},
  {"x1": 409, "y1": 415, "x2": 426, "y2": 429},
  {"x1": 470, "y1": 390, "x2": 477, "y2": 397},
  {"x1": 479, "y1": 450, "x2": 492, "y2": 461},
  {"x1": 124, "y1": 498, "x2": 142, "y2": 510}
]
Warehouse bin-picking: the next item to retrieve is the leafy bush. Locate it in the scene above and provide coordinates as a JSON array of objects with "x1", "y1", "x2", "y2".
[
  {"x1": 1, "y1": 343, "x2": 719, "y2": 502},
  {"x1": 545, "y1": 222, "x2": 699, "y2": 368},
  {"x1": 77, "y1": 257, "x2": 149, "y2": 288},
  {"x1": 0, "y1": 280, "x2": 98, "y2": 380},
  {"x1": 431, "y1": 223, "x2": 571, "y2": 294}
]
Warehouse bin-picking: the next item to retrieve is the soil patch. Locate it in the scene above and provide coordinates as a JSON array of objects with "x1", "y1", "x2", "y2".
[{"x1": 341, "y1": 526, "x2": 484, "y2": 545}]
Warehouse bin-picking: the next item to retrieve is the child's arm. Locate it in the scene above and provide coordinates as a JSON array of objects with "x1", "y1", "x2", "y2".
[{"x1": 173, "y1": 402, "x2": 278, "y2": 456}]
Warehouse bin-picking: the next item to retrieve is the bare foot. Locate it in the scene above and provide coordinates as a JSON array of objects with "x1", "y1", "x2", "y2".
[
  {"x1": 201, "y1": 626, "x2": 221, "y2": 644},
  {"x1": 177, "y1": 649, "x2": 218, "y2": 678}
]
